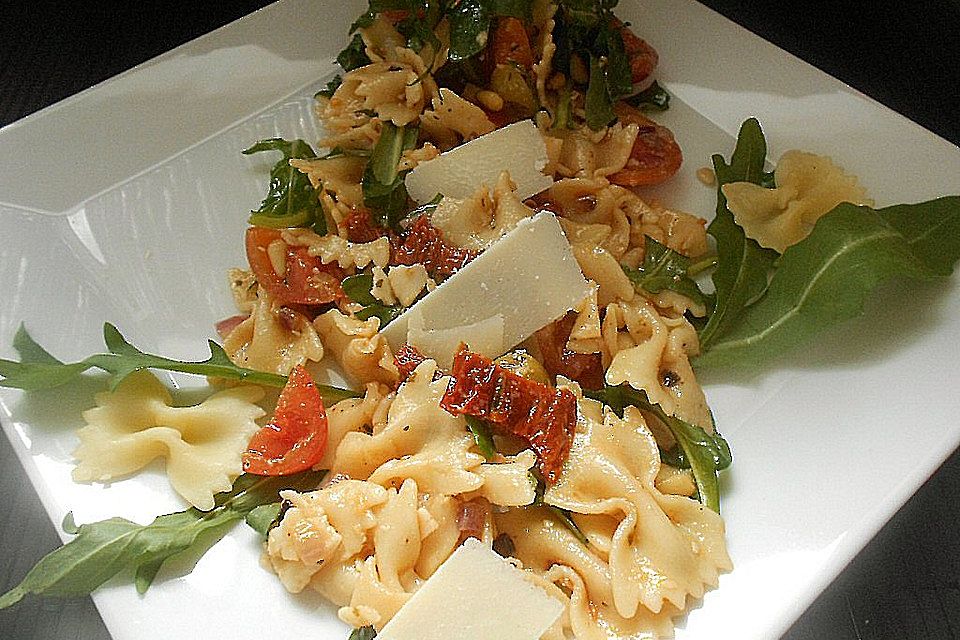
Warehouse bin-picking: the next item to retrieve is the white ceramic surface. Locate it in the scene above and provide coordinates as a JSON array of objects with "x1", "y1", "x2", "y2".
[{"x1": 1, "y1": 1, "x2": 958, "y2": 639}]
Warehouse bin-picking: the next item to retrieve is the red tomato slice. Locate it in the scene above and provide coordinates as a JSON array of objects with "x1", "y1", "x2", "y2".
[
  {"x1": 490, "y1": 16, "x2": 534, "y2": 70},
  {"x1": 243, "y1": 365, "x2": 329, "y2": 476},
  {"x1": 608, "y1": 103, "x2": 683, "y2": 187},
  {"x1": 245, "y1": 227, "x2": 345, "y2": 306}
]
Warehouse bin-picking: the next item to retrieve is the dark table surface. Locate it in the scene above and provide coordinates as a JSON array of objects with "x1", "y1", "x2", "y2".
[{"x1": 1, "y1": 1, "x2": 959, "y2": 639}]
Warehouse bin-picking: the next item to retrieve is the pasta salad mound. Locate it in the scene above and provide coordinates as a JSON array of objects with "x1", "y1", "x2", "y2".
[{"x1": 3, "y1": 2, "x2": 960, "y2": 639}]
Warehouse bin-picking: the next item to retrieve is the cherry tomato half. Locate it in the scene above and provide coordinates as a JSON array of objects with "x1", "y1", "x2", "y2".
[
  {"x1": 245, "y1": 226, "x2": 344, "y2": 306},
  {"x1": 242, "y1": 365, "x2": 329, "y2": 476},
  {"x1": 608, "y1": 103, "x2": 683, "y2": 187}
]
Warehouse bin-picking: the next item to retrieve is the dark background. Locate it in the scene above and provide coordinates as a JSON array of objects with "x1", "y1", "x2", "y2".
[{"x1": 1, "y1": 1, "x2": 958, "y2": 638}]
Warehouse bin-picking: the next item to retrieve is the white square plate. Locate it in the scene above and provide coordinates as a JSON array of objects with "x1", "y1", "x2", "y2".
[{"x1": 1, "y1": 1, "x2": 959, "y2": 638}]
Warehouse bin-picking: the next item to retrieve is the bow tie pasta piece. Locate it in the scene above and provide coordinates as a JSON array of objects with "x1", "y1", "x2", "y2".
[
  {"x1": 266, "y1": 478, "x2": 462, "y2": 631},
  {"x1": 603, "y1": 295, "x2": 714, "y2": 431},
  {"x1": 222, "y1": 287, "x2": 324, "y2": 376},
  {"x1": 544, "y1": 396, "x2": 731, "y2": 616},
  {"x1": 321, "y1": 49, "x2": 436, "y2": 129},
  {"x1": 721, "y1": 150, "x2": 873, "y2": 253},
  {"x1": 544, "y1": 121, "x2": 640, "y2": 180},
  {"x1": 494, "y1": 508, "x2": 681, "y2": 640},
  {"x1": 332, "y1": 360, "x2": 536, "y2": 507},
  {"x1": 493, "y1": 393, "x2": 730, "y2": 638},
  {"x1": 72, "y1": 371, "x2": 265, "y2": 511},
  {"x1": 428, "y1": 171, "x2": 537, "y2": 251}
]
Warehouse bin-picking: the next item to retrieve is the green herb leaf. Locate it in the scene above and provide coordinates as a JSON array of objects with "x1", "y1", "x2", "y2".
[
  {"x1": 245, "y1": 502, "x2": 284, "y2": 539},
  {"x1": 342, "y1": 272, "x2": 379, "y2": 306},
  {"x1": 624, "y1": 80, "x2": 670, "y2": 111},
  {"x1": 242, "y1": 138, "x2": 326, "y2": 234},
  {"x1": 0, "y1": 471, "x2": 325, "y2": 609},
  {"x1": 447, "y1": 0, "x2": 491, "y2": 62},
  {"x1": 0, "y1": 325, "x2": 94, "y2": 390},
  {"x1": 598, "y1": 20, "x2": 632, "y2": 99},
  {"x1": 622, "y1": 236, "x2": 712, "y2": 309},
  {"x1": 531, "y1": 471, "x2": 590, "y2": 545},
  {"x1": 355, "y1": 304, "x2": 404, "y2": 326},
  {"x1": 0, "y1": 324, "x2": 360, "y2": 404},
  {"x1": 315, "y1": 74, "x2": 343, "y2": 99},
  {"x1": 348, "y1": 626, "x2": 377, "y2": 640},
  {"x1": 490, "y1": 0, "x2": 533, "y2": 20},
  {"x1": 698, "y1": 118, "x2": 779, "y2": 351},
  {"x1": 342, "y1": 271, "x2": 404, "y2": 326},
  {"x1": 694, "y1": 197, "x2": 960, "y2": 369},
  {"x1": 584, "y1": 385, "x2": 730, "y2": 513},
  {"x1": 362, "y1": 122, "x2": 419, "y2": 229},
  {"x1": 584, "y1": 54, "x2": 616, "y2": 130},
  {"x1": 465, "y1": 416, "x2": 497, "y2": 460},
  {"x1": 337, "y1": 33, "x2": 372, "y2": 72}
]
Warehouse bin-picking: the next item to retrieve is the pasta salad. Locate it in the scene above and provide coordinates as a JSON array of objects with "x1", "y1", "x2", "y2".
[{"x1": 2, "y1": 1, "x2": 960, "y2": 639}]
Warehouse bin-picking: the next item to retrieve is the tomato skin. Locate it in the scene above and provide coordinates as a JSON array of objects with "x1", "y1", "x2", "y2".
[
  {"x1": 243, "y1": 365, "x2": 329, "y2": 476},
  {"x1": 440, "y1": 347, "x2": 576, "y2": 484},
  {"x1": 245, "y1": 227, "x2": 345, "y2": 306},
  {"x1": 612, "y1": 18, "x2": 659, "y2": 85},
  {"x1": 608, "y1": 103, "x2": 683, "y2": 187},
  {"x1": 390, "y1": 216, "x2": 477, "y2": 281},
  {"x1": 490, "y1": 17, "x2": 534, "y2": 70},
  {"x1": 535, "y1": 313, "x2": 605, "y2": 391}
]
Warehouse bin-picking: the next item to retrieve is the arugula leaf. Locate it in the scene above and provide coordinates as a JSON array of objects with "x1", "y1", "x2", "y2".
[
  {"x1": 342, "y1": 272, "x2": 379, "y2": 306},
  {"x1": 584, "y1": 384, "x2": 731, "y2": 513},
  {"x1": 342, "y1": 271, "x2": 403, "y2": 326},
  {"x1": 489, "y1": 0, "x2": 532, "y2": 20},
  {"x1": 622, "y1": 236, "x2": 712, "y2": 309},
  {"x1": 0, "y1": 471, "x2": 325, "y2": 609},
  {"x1": 465, "y1": 416, "x2": 497, "y2": 460},
  {"x1": 553, "y1": 1, "x2": 632, "y2": 130},
  {"x1": 624, "y1": 80, "x2": 671, "y2": 111},
  {"x1": 362, "y1": 122, "x2": 419, "y2": 229},
  {"x1": 696, "y1": 117, "x2": 960, "y2": 369},
  {"x1": 697, "y1": 118, "x2": 779, "y2": 351},
  {"x1": 694, "y1": 197, "x2": 960, "y2": 369},
  {"x1": 447, "y1": 0, "x2": 491, "y2": 62},
  {"x1": 0, "y1": 324, "x2": 359, "y2": 404},
  {"x1": 585, "y1": 55, "x2": 616, "y2": 130},
  {"x1": 315, "y1": 74, "x2": 343, "y2": 99},
  {"x1": 349, "y1": 626, "x2": 377, "y2": 640},
  {"x1": 337, "y1": 33, "x2": 372, "y2": 72},
  {"x1": 598, "y1": 19, "x2": 632, "y2": 99},
  {"x1": 242, "y1": 138, "x2": 326, "y2": 234},
  {"x1": 244, "y1": 503, "x2": 283, "y2": 539},
  {"x1": 531, "y1": 471, "x2": 590, "y2": 546}
]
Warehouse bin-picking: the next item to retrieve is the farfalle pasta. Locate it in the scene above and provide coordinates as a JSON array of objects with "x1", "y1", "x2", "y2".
[
  {"x1": 722, "y1": 149, "x2": 873, "y2": 252},
  {"x1": 73, "y1": 371, "x2": 265, "y2": 510},
  {"x1": 8, "y1": 4, "x2": 746, "y2": 638}
]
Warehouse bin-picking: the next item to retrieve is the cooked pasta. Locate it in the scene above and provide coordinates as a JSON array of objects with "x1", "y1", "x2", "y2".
[
  {"x1": 62, "y1": 4, "x2": 738, "y2": 638},
  {"x1": 722, "y1": 149, "x2": 873, "y2": 252},
  {"x1": 73, "y1": 371, "x2": 265, "y2": 510}
]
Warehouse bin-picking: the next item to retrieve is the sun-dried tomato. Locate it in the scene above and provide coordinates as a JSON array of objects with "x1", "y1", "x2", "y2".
[
  {"x1": 390, "y1": 216, "x2": 477, "y2": 281},
  {"x1": 440, "y1": 347, "x2": 576, "y2": 484},
  {"x1": 535, "y1": 313, "x2": 605, "y2": 391},
  {"x1": 394, "y1": 343, "x2": 428, "y2": 382},
  {"x1": 342, "y1": 208, "x2": 388, "y2": 244}
]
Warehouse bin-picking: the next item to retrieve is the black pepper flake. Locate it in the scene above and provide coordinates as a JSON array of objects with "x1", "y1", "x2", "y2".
[{"x1": 660, "y1": 369, "x2": 680, "y2": 387}]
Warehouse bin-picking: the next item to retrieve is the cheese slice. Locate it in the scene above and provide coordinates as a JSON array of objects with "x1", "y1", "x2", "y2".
[
  {"x1": 406, "y1": 311, "x2": 505, "y2": 370},
  {"x1": 376, "y1": 537, "x2": 563, "y2": 640},
  {"x1": 381, "y1": 212, "x2": 592, "y2": 366},
  {"x1": 405, "y1": 119, "x2": 553, "y2": 204}
]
